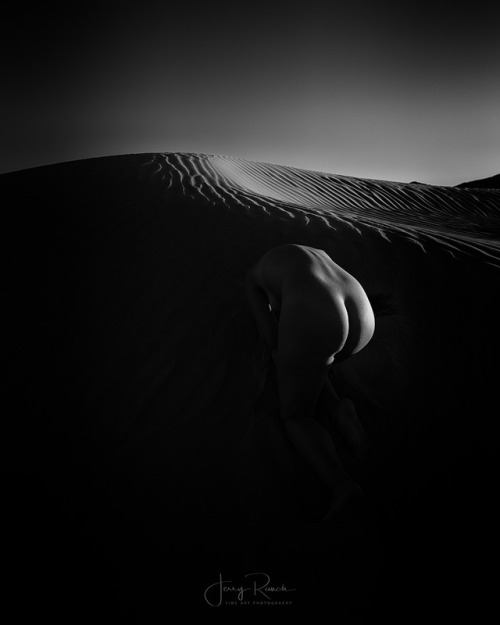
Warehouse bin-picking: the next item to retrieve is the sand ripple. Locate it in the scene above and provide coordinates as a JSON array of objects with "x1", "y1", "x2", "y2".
[{"x1": 140, "y1": 152, "x2": 500, "y2": 266}]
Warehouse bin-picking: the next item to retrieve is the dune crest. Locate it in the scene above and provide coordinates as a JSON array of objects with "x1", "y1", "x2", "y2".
[{"x1": 140, "y1": 152, "x2": 500, "y2": 266}]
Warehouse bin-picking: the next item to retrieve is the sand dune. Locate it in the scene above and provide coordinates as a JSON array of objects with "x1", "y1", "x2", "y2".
[
  {"x1": 2, "y1": 152, "x2": 499, "y2": 618},
  {"x1": 142, "y1": 153, "x2": 500, "y2": 265},
  {"x1": 457, "y1": 172, "x2": 500, "y2": 189}
]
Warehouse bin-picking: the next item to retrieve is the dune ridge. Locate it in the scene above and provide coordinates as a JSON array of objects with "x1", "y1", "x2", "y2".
[{"x1": 140, "y1": 152, "x2": 500, "y2": 266}]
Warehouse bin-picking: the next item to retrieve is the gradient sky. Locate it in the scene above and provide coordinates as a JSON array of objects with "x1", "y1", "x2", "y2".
[{"x1": 3, "y1": 1, "x2": 499, "y2": 184}]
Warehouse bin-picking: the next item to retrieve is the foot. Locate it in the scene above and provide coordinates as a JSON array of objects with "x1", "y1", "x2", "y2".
[
  {"x1": 322, "y1": 480, "x2": 363, "y2": 523},
  {"x1": 335, "y1": 398, "x2": 369, "y2": 463}
]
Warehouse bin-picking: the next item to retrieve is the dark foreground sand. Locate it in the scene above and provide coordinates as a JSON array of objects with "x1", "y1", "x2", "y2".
[{"x1": 1, "y1": 153, "x2": 499, "y2": 621}]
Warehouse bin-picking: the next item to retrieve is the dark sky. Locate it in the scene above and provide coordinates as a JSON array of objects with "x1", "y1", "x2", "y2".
[{"x1": 3, "y1": 1, "x2": 499, "y2": 184}]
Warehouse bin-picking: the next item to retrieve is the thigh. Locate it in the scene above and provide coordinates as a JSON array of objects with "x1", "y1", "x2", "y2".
[{"x1": 276, "y1": 302, "x2": 339, "y2": 419}]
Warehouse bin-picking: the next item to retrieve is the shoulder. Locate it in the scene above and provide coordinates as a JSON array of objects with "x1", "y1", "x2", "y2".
[
  {"x1": 248, "y1": 244, "x2": 317, "y2": 293},
  {"x1": 264, "y1": 243, "x2": 310, "y2": 261},
  {"x1": 259, "y1": 244, "x2": 315, "y2": 278}
]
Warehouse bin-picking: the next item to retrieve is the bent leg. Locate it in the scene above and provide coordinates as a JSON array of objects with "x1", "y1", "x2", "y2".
[
  {"x1": 275, "y1": 305, "x2": 361, "y2": 519},
  {"x1": 318, "y1": 376, "x2": 369, "y2": 462},
  {"x1": 283, "y1": 416, "x2": 360, "y2": 498},
  {"x1": 275, "y1": 300, "x2": 339, "y2": 420}
]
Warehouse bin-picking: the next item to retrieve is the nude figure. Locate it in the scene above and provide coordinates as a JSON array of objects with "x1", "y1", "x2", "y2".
[{"x1": 246, "y1": 244, "x2": 375, "y2": 521}]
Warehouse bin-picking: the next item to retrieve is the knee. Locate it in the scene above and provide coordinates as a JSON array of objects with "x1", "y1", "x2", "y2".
[{"x1": 339, "y1": 397, "x2": 354, "y2": 410}]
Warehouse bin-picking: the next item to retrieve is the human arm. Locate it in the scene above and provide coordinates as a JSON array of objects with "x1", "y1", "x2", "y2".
[{"x1": 246, "y1": 272, "x2": 279, "y2": 350}]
